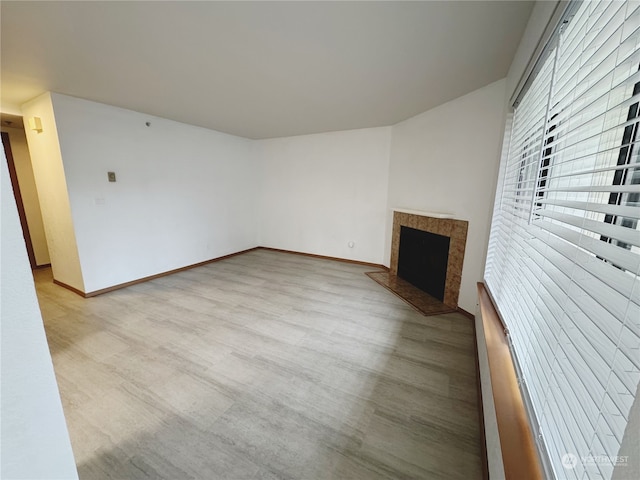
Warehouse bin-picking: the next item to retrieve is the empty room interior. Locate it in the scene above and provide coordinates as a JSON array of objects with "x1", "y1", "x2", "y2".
[{"x1": 2, "y1": 1, "x2": 639, "y2": 480}]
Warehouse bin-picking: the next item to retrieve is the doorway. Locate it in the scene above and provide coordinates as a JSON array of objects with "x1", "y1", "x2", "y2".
[
  {"x1": 1, "y1": 117, "x2": 50, "y2": 269},
  {"x1": 2, "y1": 131, "x2": 37, "y2": 269}
]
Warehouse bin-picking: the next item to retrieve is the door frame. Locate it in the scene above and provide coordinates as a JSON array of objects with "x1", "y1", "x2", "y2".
[{"x1": 2, "y1": 131, "x2": 37, "y2": 269}]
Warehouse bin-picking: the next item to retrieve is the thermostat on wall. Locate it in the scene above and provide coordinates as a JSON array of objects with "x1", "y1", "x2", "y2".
[{"x1": 108, "y1": 172, "x2": 116, "y2": 182}]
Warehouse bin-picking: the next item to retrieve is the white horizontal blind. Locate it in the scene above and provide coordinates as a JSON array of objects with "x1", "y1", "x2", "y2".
[{"x1": 485, "y1": 1, "x2": 640, "y2": 479}]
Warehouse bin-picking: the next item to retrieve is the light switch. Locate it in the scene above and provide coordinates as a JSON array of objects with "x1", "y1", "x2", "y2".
[{"x1": 108, "y1": 171, "x2": 116, "y2": 182}]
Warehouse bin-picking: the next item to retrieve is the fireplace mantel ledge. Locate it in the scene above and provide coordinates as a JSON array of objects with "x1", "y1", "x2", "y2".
[{"x1": 392, "y1": 208, "x2": 455, "y2": 219}]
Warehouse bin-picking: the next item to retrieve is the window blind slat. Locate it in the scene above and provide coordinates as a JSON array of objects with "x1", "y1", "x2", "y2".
[
  {"x1": 535, "y1": 210, "x2": 640, "y2": 247},
  {"x1": 536, "y1": 198, "x2": 640, "y2": 219},
  {"x1": 541, "y1": 183, "x2": 640, "y2": 194},
  {"x1": 528, "y1": 225, "x2": 640, "y2": 307},
  {"x1": 535, "y1": 219, "x2": 640, "y2": 273},
  {"x1": 485, "y1": 1, "x2": 640, "y2": 477},
  {"x1": 538, "y1": 150, "x2": 640, "y2": 182},
  {"x1": 524, "y1": 239, "x2": 634, "y2": 360},
  {"x1": 542, "y1": 92, "x2": 640, "y2": 158}
]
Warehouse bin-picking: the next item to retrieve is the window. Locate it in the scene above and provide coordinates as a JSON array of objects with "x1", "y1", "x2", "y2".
[
  {"x1": 485, "y1": 2, "x2": 640, "y2": 479},
  {"x1": 601, "y1": 70, "x2": 640, "y2": 253}
]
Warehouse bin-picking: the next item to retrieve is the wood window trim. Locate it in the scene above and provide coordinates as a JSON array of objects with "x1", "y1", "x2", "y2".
[{"x1": 477, "y1": 282, "x2": 544, "y2": 480}]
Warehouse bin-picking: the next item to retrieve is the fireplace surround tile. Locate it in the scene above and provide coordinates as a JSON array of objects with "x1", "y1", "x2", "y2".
[{"x1": 390, "y1": 211, "x2": 468, "y2": 309}]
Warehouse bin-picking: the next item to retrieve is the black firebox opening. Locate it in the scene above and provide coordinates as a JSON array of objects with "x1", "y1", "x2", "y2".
[{"x1": 397, "y1": 226, "x2": 450, "y2": 301}]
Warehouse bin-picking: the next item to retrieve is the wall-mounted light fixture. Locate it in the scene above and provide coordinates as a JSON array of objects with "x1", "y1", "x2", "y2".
[{"x1": 28, "y1": 116, "x2": 43, "y2": 133}]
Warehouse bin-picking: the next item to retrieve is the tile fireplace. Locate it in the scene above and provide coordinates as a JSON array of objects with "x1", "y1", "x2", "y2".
[{"x1": 368, "y1": 209, "x2": 468, "y2": 316}]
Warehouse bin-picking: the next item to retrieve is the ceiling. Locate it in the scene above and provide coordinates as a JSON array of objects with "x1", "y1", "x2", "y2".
[
  {"x1": 1, "y1": 1, "x2": 533, "y2": 139},
  {"x1": 0, "y1": 113, "x2": 23, "y2": 129}
]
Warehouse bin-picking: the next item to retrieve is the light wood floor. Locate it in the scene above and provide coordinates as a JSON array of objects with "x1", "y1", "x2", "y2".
[{"x1": 35, "y1": 249, "x2": 483, "y2": 480}]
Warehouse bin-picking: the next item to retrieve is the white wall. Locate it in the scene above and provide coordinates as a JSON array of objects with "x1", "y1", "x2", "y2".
[
  {"x1": 387, "y1": 79, "x2": 508, "y2": 313},
  {"x1": 1, "y1": 148, "x2": 78, "y2": 479},
  {"x1": 257, "y1": 127, "x2": 391, "y2": 265},
  {"x1": 475, "y1": 313, "x2": 506, "y2": 480},
  {"x1": 50, "y1": 93, "x2": 258, "y2": 293},
  {"x1": 1, "y1": 125, "x2": 50, "y2": 265},
  {"x1": 613, "y1": 381, "x2": 640, "y2": 479},
  {"x1": 22, "y1": 93, "x2": 85, "y2": 292}
]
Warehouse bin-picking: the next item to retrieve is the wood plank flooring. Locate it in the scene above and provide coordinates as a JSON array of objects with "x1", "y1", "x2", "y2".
[{"x1": 35, "y1": 249, "x2": 482, "y2": 480}]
